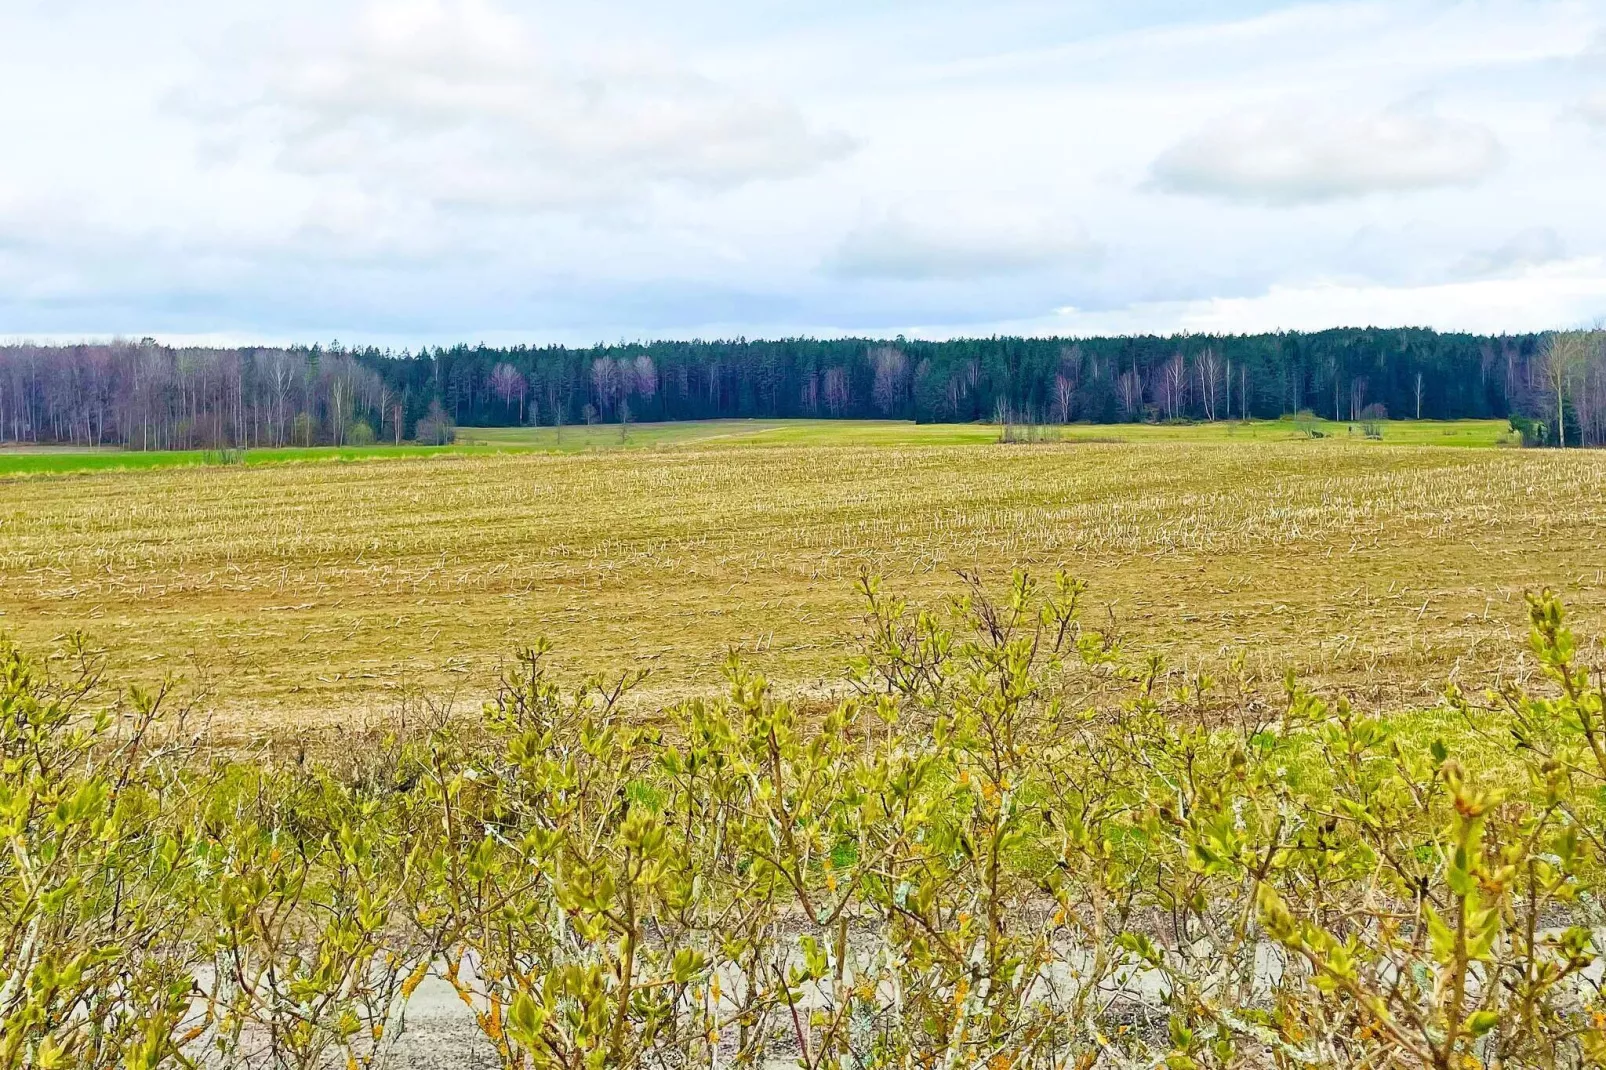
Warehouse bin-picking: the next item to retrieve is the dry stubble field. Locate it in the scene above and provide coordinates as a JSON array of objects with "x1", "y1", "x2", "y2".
[{"x1": 2, "y1": 432, "x2": 1604, "y2": 732}]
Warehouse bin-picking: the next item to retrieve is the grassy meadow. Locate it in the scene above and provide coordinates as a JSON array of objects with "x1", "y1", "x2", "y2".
[
  {"x1": 0, "y1": 417, "x2": 1596, "y2": 730},
  {"x1": 0, "y1": 441, "x2": 477, "y2": 476},
  {"x1": 0, "y1": 415, "x2": 1515, "y2": 477},
  {"x1": 460, "y1": 414, "x2": 1518, "y2": 449}
]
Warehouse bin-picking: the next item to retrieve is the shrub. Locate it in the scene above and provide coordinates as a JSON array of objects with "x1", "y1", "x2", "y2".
[
  {"x1": 0, "y1": 640, "x2": 209, "y2": 1068},
  {"x1": 4, "y1": 580, "x2": 1606, "y2": 1067},
  {"x1": 1510, "y1": 414, "x2": 1546, "y2": 447},
  {"x1": 1359, "y1": 402, "x2": 1388, "y2": 439},
  {"x1": 414, "y1": 401, "x2": 455, "y2": 446}
]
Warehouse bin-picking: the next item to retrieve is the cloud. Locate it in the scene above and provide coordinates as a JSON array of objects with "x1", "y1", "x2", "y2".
[
  {"x1": 1149, "y1": 105, "x2": 1502, "y2": 205},
  {"x1": 181, "y1": 0, "x2": 855, "y2": 214},
  {"x1": 1579, "y1": 92, "x2": 1606, "y2": 129},
  {"x1": 828, "y1": 210, "x2": 1100, "y2": 281},
  {"x1": 2, "y1": 0, "x2": 1599, "y2": 339},
  {"x1": 1043, "y1": 258, "x2": 1606, "y2": 338},
  {"x1": 1452, "y1": 227, "x2": 1565, "y2": 278}
]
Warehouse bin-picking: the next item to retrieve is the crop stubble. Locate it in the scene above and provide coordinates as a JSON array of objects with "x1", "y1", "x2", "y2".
[{"x1": 1, "y1": 439, "x2": 1603, "y2": 729}]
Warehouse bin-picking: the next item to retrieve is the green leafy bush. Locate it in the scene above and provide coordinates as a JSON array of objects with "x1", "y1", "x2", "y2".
[{"x1": 4, "y1": 580, "x2": 1605, "y2": 1067}]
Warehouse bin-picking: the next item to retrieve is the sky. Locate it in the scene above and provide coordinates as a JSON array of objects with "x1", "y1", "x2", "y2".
[{"x1": 2, "y1": 0, "x2": 1605, "y2": 346}]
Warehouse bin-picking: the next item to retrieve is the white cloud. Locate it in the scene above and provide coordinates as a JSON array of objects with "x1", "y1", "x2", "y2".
[
  {"x1": 828, "y1": 209, "x2": 1099, "y2": 281},
  {"x1": 1150, "y1": 105, "x2": 1503, "y2": 205},
  {"x1": 1452, "y1": 227, "x2": 1565, "y2": 278},
  {"x1": 183, "y1": 0, "x2": 855, "y2": 214},
  {"x1": 1046, "y1": 258, "x2": 1606, "y2": 337},
  {"x1": 0, "y1": 0, "x2": 1602, "y2": 338},
  {"x1": 1580, "y1": 92, "x2": 1606, "y2": 128}
]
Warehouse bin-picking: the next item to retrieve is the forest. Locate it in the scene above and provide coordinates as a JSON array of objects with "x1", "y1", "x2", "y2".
[{"x1": 3, "y1": 327, "x2": 1604, "y2": 449}]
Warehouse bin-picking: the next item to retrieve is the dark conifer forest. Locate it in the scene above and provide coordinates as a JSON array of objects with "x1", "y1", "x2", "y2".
[{"x1": 2, "y1": 327, "x2": 1595, "y2": 448}]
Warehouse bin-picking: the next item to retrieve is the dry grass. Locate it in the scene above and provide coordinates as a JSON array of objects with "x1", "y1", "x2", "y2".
[{"x1": 3, "y1": 435, "x2": 1604, "y2": 731}]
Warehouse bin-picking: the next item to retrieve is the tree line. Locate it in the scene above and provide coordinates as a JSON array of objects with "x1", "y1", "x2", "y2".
[{"x1": 2, "y1": 327, "x2": 1604, "y2": 448}]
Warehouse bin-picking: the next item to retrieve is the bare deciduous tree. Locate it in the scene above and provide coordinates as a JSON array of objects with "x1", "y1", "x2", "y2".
[
  {"x1": 799, "y1": 372, "x2": 819, "y2": 415},
  {"x1": 1157, "y1": 353, "x2": 1187, "y2": 421},
  {"x1": 1563, "y1": 331, "x2": 1606, "y2": 447},
  {"x1": 1541, "y1": 332, "x2": 1588, "y2": 448},
  {"x1": 1197, "y1": 348, "x2": 1222, "y2": 421},
  {"x1": 1052, "y1": 374, "x2": 1075, "y2": 424},
  {"x1": 870, "y1": 347, "x2": 909, "y2": 416},
  {"x1": 590, "y1": 358, "x2": 621, "y2": 420},
  {"x1": 823, "y1": 366, "x2": 850, "y2": 416},
  {"x1": 1116, "y1": 367, "x2": 1144, "y2": 420},
  {"x1": 631, "y1": 356, "x2": 657, "y2": 410},
  {"x1": 489, "y1": 363, "x2": 527, "y2": 423},
  {"x1": 1348, "y1": 376, "x2": 1368, "y2": 422}
]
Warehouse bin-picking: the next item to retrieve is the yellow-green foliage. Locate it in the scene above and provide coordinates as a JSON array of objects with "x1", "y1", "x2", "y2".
[
  {"x1": 2, "y1": 435, "x2": 1604, "y2": 727},
  {"x1": 4, "y1": 578, "x2": 1606, "y2": 1068}
]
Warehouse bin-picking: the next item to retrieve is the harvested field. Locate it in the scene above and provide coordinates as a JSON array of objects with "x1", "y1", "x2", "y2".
[{"x1": 2, "y1": 426, "x2": 1602, "y2": 727}]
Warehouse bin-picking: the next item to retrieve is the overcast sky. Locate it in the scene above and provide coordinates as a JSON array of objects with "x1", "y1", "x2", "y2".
[{"x1": 3, "y1": 0, "x2": 1605, "y2": 346}]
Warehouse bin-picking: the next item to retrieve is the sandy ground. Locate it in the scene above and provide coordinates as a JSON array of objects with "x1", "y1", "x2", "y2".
[{"x1": 385, "y1": 976, "x2": 497, "y2": 1068}]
